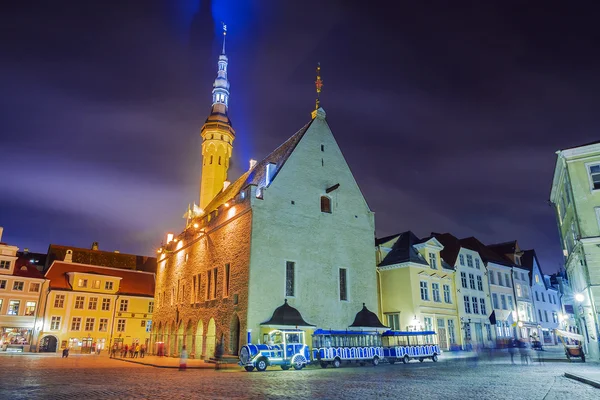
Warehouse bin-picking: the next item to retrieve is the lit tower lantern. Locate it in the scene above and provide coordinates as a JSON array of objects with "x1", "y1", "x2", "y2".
[{"x1": 199, "y1": 23, "x2": 236, "y2": 210}]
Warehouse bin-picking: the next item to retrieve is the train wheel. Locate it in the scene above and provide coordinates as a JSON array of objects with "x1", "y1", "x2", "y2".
[
  {"x1": 359, "y1": 362, "x2": 365, "y2": 366},
  {"x1": 244, "y1": 366, "x2": 255, "y2": 372},
  {"x1": 333, "y1": 358, "x2": 341, "y2": 368},
  {"x1": 256, "y1": 358, "x2": 268, "y2": 372},
  {"x1": 432, "y1": 354, "x2": 438, "y2": 362},
  {"x1": 281, "y1": 365, "x2": 290, "y2": 370},
  {"x1": 320, "y1": 362, "x2": 328, "y2": 369},
  {"x1": 403, "y1": 355, "x2": 409, "y2": 364},
  {"x1": 389, "y1": 359, "x2": 396, "y2": 365},
  {"x1": 419, "y1": 358, "x2": 424, "y2": 363},
  {"x1": 372, "y1": 357, "x2": 379, "y2": 366}
]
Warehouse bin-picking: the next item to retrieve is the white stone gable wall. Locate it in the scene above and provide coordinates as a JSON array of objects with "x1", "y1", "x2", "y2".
[{"x1": 247, "y1": 116, "x2": 377, "y2": 333}]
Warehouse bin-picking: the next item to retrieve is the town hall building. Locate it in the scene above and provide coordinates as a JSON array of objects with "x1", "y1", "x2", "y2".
[{"x1": 151, "y1": 29, "x2": 380, "y2": 359}]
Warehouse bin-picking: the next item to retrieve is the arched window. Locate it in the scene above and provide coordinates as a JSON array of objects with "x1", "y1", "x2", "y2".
[
  {"x1": 218, "y1": 156, "x2": 222, "y2": 165},
  {"x1": 320, "y1": 196, "x2": 332, "y2": 213},
  {"x1": 210, "y1": 155, "x2": 213, "y2": 165}
]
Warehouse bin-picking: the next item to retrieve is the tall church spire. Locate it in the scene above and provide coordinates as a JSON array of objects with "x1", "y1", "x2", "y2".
[{"x1": 199, "y1": 22, "x2": 235, "y2": 210}]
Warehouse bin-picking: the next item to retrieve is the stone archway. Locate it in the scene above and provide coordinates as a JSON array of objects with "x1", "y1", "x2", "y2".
[
  {"x1": 39, "y1": 335, "x2": 58, "y2": 352},
  {"x1": 175, "y1": 321, "x2": 184, "y2": 356},
  {"x1": 229, "y1": 313, "x2": 241, "y2": 355},
  {"x1": 168, "y1": 321, "x2": 177, "y2": 356},
  {"x1": 194, "y1": 320, "x2": 204, "y2": 359},
  {"x1": 206, "y1": 318, "x2": 216, "y2": 359},
  {"x1": 185, "y1": 320, "x2": 193, "y2": 353}
]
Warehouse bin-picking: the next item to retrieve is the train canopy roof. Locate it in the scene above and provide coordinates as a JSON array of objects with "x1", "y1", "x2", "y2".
[
  {"x1": 382, "y1": 330, "x2": 437, "y2": 336},
  {"x1": 313, "y1": 329, "x2": 381, "y2": 336}
]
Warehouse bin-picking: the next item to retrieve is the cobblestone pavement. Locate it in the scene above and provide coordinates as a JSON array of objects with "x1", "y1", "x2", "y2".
[{"x1": 0, "y1": 354, "x2": 598, "y2": 399}]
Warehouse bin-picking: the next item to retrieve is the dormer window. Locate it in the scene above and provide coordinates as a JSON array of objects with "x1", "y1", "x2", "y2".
[
  {"x1": 589, "y1": 164, "x2": 600, "y2": 190},
  {"x1": 0, "y1": 260, "x2": 10, "y2": 270},
  {"x1": 429, "y1": 253, "x2": 437, "y2": 269},
  {"x1": 320, "y1": 196, "x2": 332, "y2": 213}
]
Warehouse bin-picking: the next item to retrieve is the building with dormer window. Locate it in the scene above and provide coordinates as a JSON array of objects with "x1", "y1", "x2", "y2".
[
  {"x1": 432, "y1": 233, "x2": 494, "y2": 350},
  {"x1": 34, "y1": 256, "x2": 155, "y2": 354},
  {"x1": 376, "y1": 231, "x2": 459, "y2": 351}
]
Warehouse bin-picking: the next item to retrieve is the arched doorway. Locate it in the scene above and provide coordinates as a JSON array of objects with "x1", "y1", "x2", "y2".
[
  {"x1": 206, "y1": 318, "x2": 216, "y2": 359},
  {"x1": 39, "y1": 335, "x2": 58, "y2": 353},
  {"x1": 185, "y1": 320, "x2": 193, "y2": 353},
  {"x1": 169, "y1": 321, "x2": 178, "y2": 356},
  {"x1": 195, "y1": 320, "x2": 204, "y2": 359},
  {"x1": 229, "y1": 314, "x2": 241, "y2": 355}
]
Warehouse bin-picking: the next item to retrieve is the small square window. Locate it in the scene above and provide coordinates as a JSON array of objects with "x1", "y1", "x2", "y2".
[
  {"x1": 320, "y1": 196, "x2": 332, "y2": 213},
  {"x1": 589, "y1": 164, "x2": 600, "y2": 190}
]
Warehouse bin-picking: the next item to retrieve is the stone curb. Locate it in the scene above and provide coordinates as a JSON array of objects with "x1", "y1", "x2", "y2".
[
  {"x1": 110, "y1": 357, "x2": 239, "y2": 370},
  {"x1": 564, "y1": 372, "x2": 600, "y2": 388}
]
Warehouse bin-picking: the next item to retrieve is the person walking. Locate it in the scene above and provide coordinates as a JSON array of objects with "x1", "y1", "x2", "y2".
[
  {"x1": 140, "y1": 344, "x2": 145, "y2": 358},
  {"x1": 508, "y1": 338, "x2": 517, "y2": 365},
  {"x1": 179, "y1": 345, "x2": 188, "y2": 371},
  {"x1": 129, "y1": 345, "x2": 135, "y2": 358},
  {"x1": 123, "y1": 344, "x2": 128, "y2": 358},
  {"x1": 134, "y1": 344, "x2": 140, "y2": 358}
]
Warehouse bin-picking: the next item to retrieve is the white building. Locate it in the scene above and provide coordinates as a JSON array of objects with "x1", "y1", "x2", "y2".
[
  {"x1": 522, "y1": 250, "x2": 561, "y2": 345},
  {"x1": 433, "y1": 233, "x2": 494, "y2": 349},
  {"x1": 461, "y1": 237, "x2": 517, "y2": 345}
]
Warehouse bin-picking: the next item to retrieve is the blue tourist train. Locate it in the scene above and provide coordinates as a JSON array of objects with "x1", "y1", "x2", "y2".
[
  {"x1": 382, "y1": 330, "x2": 441, "y2": 363},
  {"x1": 312, "y1": 329, "x2": 384, "y2": 368},
  {"x1": 238, "y1": 329, "x2": 311, "y2": 371}
]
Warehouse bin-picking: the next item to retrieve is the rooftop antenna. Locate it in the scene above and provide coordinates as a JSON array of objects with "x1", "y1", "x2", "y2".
[{"x1": 221, "y1": 22, "x2": 227, "y2": 54}]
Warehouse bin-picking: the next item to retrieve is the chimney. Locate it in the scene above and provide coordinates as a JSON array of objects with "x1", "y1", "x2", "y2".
[
  {"x1": 64, "y1": 249, "x2": 73, "y2": 263},
  {"x1": 223, "y1": 180, "x2": 231, "y2": 191},
  {"x1": 23, "y1": 248, "x2": 29, "y2": 254},
  {"x1": 91, "y1": 242, "x2": 99, "y2": 251},
  {"x1": 0, "y1": 226, "x2": 3, "y2": 242},
  {"x1": 249, "y1": 159, "x2": 257, "y2": 170}
]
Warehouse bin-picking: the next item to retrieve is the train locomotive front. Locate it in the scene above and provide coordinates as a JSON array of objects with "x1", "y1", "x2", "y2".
[{"x1": 239, "y1": 329, "x2": 310, "y2": 372}]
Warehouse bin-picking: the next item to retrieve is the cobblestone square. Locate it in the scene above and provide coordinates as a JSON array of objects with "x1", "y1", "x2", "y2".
[{"x1": 0, "y1": 353, "x2": 598, "y2": 399}]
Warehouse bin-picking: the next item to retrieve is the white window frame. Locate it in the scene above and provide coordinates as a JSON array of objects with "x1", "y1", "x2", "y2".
[
  {"x1": 432, "y1": 282, "x2": 441, "y2": 302},
  {"x1": 443, "y1": 284, "x2": 452, "y2": 303},
  {"x1": 585, "y1": 162, "x2": 600, "y2": 192},
  {"x1": 12, "y1": 281, "x2": 24, "y2": 291},
  {"x1": 7, "y1": 299, "x2": 20, "y2": 315},
  {"x1": 101, "y1": 298, "x2": 110, "y2": 311},
  {"x1": 420, "y1": 281, "x2": 429, "y2": 301},
  {"x1": 84, "y1": 317, "x2": 95, "y2": 331},
  {"x1": 119, "y1": 299, "x2": 129, "y2": 312},
  {"x1": 71, "y1": 317, "x2": 82, "y2": 331},
  {"x1": 50, "y1": 316, "x2": 61, "y2": 330},
  {"x1": 24, "y1": 301, "x2": 36, "y2": 316}
]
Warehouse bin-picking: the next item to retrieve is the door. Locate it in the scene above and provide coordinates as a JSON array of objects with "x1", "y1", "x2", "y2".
[
  {"x1": 81, "y1": 338, "x2": 93, "y2": 354},
  {"x1": 437, "y1": 318, "x2": 448, "y2": 350},
  {"x1": 475, "y1": 323, "x2": 483, "y2": 346}
]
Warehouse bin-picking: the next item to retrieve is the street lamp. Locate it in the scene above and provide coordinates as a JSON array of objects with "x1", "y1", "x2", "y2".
[{"x1": 575, "y1": 293, "x2": 584, "y2": 302}]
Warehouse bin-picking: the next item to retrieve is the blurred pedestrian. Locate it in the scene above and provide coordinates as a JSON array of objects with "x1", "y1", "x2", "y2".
[
  {"x1": 179, "y1": 345, "x2": 188, "y2": 371},
  {"x1": 140, "y1": 345, "x2": 146, "y2": 358},
  {"x1": 123, "y1": 344, "x2": 128, "y2": 358},
  {"x1": 508, "y1": 338, "x2": 517, "y2": 365},
  {"x1": 134, "y1": 344, "x2": 140, "y2": 358}
]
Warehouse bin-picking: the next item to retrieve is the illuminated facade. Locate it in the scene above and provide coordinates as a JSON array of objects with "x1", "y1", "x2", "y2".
[
  {"x1": 153, "y1": 37, "x2": 377, "y2": 358},
  {"x1": 0, "y1": 228, "x2": 45, "y2": 352},
  {"x1": 432, "y1": 233, "x2": 494, "y2": 350},
  {"x1": 34, "y1": 257, "x2": 155, "y2": 354},
  {"x1": 550, "y1": 141, "x2": 600, "y2": 360},
  {"x1": 376, "y1": 232, "x2": 460, "y2": 351},
  {"x1": 199, "y1": 25, "x2": 235, "y2": 210}
]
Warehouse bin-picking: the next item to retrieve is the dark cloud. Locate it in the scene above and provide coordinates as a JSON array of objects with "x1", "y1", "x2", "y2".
[{"x1": 2, "y1": 0, "x2": 599, "y2": 273}]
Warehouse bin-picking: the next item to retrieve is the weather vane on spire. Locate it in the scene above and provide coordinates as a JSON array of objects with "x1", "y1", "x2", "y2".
[
  {"x1": 315, "y1": 62, "x2": 323, "y2": 110},
  {"x1": 221, "y1": 22, "x2": 227, "y2": 54}
]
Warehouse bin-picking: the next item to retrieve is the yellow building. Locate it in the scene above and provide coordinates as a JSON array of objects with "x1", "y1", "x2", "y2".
[
  {"x1": 376, "y1": 231, "x2": 460, "y2": 351},
  {"x1": 34, "y1": 254, "x2": 155, "y2": 354}
]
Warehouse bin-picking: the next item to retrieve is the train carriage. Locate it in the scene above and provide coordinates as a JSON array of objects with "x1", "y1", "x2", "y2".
[
  {"x1": 312, "y1": 329, "x2": 384, "y2": 368},
  {"x1": 382, "y1": 330, "x2": 441, "y2": 364}
]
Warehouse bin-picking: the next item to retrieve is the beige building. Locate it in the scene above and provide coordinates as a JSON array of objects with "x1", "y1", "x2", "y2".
[
  {"x1": 152, "y1": 32, "x2": 378, "y2": 358},
  {"x1": 0, "y1": 227, "x2": 45, "y2": 352},
  {"x1": 550, "y1": 140, "x2": 600, "y2": 360}
]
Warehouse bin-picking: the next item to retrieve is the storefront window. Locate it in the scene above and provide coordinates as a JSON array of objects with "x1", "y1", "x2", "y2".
[{"x1": 8, "y1": 300, "x2": 20, "y2": 315}]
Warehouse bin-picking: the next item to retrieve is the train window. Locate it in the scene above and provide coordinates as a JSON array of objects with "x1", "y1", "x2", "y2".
[
  {"x1": 324, "y1": 336, "x2": 331, "y2": 347},
  {"x1": 286, "y1": 333, "x2": 300, "y2": 343},
  {"x1": 314, "y1": 336, "x2": 321, "y2": 348}
]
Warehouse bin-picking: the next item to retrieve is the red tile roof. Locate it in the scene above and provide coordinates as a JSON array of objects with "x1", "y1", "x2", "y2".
[
  {"x1": 13, "y1": 258, "x2": 45, "y2": 279},
  {"x1": 45, "y1": 261, "x2": 155, "y2": 297}
]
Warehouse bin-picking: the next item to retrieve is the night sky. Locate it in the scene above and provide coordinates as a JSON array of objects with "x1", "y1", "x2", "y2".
[{"x1": 2, "y1": 1, "x2": 599, "y2": 274}]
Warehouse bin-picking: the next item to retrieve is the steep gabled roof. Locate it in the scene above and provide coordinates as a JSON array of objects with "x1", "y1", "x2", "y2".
[
  {"x1": 487, "y1": 241, "x2": 519, "y2": 257},
  {"x1": 459, "y1": 237, "x2": 512, "y2": 267},
  {"x1": 378, "y1": 231, "x2": 429, "y2": 267},
  {"x1": 521, "y1": 249, "x2": 543, "y2": 288},
  {"x1": 45, "y1": 261, "x2": 155, "y2": 297},
  {"x1": 202, "y1": 120, "x2": 314, "y2": 214},
  {"x1": 431, "y1": 232, "x2": 462, "y2": 267}
]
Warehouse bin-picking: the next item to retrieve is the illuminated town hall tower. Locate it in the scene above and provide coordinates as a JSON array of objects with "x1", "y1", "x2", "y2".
[{"x1": 199, "y1": 24, "x2": 235, "y2": 210}]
